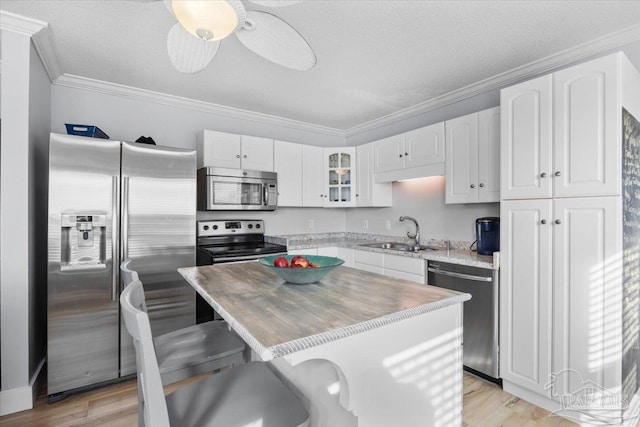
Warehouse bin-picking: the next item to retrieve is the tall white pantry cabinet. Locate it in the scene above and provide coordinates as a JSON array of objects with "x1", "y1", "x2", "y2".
[{"x1": 500, "y1": 52, "x2": 640, "y2": 424}]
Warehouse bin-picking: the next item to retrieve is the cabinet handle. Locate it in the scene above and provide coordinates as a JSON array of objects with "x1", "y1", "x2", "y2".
[
  {"x1": 356, "y1": 194, "x2": 360, "y2": 197},
  {"x1": 555, "y1": 219, "x2": 562, "y2": 224},
  {"x1": 540, "y1": 219, "x2": 547, "y2": 224},
  {"x1": 479, "y1": 183, "x2": 485, "y2": 188},
  {"x1": 540, "y1": 172, "x2": 547, "y2": 178},
  {"x1": 554, "y1": 171, "x2": 561, "y2": 177},
  {"x1": 236, "y1": 154, "x2": 240, "y2": 158},
  {"x1": 470, "y1": 184, "x2": 475, "y2": 189}
]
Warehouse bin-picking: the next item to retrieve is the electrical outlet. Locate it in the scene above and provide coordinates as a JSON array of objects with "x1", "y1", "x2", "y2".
[
  {"x1": 308, "y1": 219, "x2": 314, "y2": 229},
  {"x1": 363, "y1": 219, "x2": 369, "y2": 229},
  {"x1": 385, "y1": 220, "x2": 391, "y2": 230}
]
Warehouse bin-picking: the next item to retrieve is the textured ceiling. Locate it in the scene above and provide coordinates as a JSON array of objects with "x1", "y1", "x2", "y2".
[{"x1": 2, "y1": 0, "x2": 640, "y2": 130}]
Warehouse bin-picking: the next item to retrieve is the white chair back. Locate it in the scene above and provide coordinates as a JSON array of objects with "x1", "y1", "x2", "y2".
[
  {"x1": 120, "y1": 279, "x2": 170, "y2": 427},
  {"x1": 120, "y1": 258, "x2": 140, "y2": 285}
]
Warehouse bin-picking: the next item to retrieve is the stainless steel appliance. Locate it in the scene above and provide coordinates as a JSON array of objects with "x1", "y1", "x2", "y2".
[
  {"x1": 47, "y1": 133, "x2": 196, "y2": 400},
  {"x1": 197, "y1": 167, "x2": 277, "y2": 211},
  {"x1": 427, "y1": 261, "x2": 500, "y2": 383},
  {"x1": 195, "y1": 219, "x2": 287, "y2": 322}
]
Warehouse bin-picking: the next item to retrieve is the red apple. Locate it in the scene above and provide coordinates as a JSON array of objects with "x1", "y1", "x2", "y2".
[
  {"x1": 273, "y1": 257, "x2": 289, "y2": 268},
  {"x1": 291, "y1": 255, "x2": 303, "y2": 264},
  {"x1": 293, "y1": 257, "x2": 310, "y2": 268}
]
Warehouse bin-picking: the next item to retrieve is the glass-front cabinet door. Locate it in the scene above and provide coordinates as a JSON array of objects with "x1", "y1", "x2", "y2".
[{"x1": 324, "y1": 147, "x2": 356, "y2": 207}]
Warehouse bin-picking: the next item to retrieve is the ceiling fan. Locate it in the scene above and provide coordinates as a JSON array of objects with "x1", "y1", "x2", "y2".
[{"x1": 160, "y1": 0, "x2": 316, "y2": 73}]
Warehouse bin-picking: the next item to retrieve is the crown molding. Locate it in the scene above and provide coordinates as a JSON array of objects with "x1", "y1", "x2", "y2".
[
  {"x1": 0, "y1": 10, "x2": 46, "y2": 35},
  {"x1": 345, "y1": 23, "x2": 640, "y2": 138},
  {"x1": 53, "y1": 73, "x2": 345, "y2": 138},
  {"x1": 0, "y1": 11, "x2": 62, "y2": 82}
]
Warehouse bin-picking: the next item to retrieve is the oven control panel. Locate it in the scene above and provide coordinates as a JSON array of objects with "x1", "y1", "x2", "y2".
[{"x1": 197, "y1": 220, "x2": 264, "y2": 237}]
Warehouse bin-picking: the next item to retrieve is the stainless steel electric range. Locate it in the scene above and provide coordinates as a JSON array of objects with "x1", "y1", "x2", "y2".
[{"x1": 195, "y1": 219, "x2": 287, "y2": 322}]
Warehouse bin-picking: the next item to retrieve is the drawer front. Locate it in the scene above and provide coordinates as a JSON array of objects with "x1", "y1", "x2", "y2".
[
  {"x1": 353, "y1": 262, "x2": 384, "y2": 275},
  {"x1": 353, "y1": 250, "x2": 384, "y2": 266},
  {"x1": 288, "y1": 248, "x2": 318, "y2": 256},
  {"x1": 383, "y1": 254, "x2": 424, "y2": 275}
]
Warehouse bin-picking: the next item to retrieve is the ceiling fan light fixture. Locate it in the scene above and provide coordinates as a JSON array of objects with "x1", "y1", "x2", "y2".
[{"x1": 170, "y1": 0, "x2": 246, "y2": 41}]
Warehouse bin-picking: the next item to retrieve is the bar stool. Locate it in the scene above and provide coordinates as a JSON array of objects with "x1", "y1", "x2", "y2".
[
  {"x1": 121, "y1": 278, "x2": 310, "y2": 427},
  {"x1": 120, "y1": 259, "x2": 245, "y2": 425}
]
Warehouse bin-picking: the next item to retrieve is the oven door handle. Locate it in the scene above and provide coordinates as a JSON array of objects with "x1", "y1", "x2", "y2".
[
  {"x1": 427, "y1": 267, "x2": 492, "y2": 282},
  {"x1": 213, "y1": 252, "x2": 287, "y2": 263}
]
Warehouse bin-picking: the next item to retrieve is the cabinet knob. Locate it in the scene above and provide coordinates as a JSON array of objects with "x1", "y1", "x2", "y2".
[
  {"x1": 405, "y1": 152, "x2": 408, "y2": 156},
  {"x1": 554, "y1": 171, "x2": 561, "y2": 177},
  {"x1": 356, "y1": 194, "x2": 360, "y2": 197},
  {"x1": 479, "y1": 183, "x2": 485, "y2": 188},
  {"x1": 541, "y1": 219, "x2": 547, "y2": 225},
  {"x1": 235, "y1": 154, "x2": 240, "y2": 158},
  {"x1": 399, "y1": 154, "x2": 403, "y2": 158},
  {"x1": 555, "y1": 219, "x2": 562, "y2": 224},
  {"x1": 540, "y1": 172, "x2": 547, "y2": 178},
  {"x1": 470, "y1": 184, "x2": 475, "y2": 189},
  {"x1": 243, "y1": 155, "x2": 247, "y2": 158}
]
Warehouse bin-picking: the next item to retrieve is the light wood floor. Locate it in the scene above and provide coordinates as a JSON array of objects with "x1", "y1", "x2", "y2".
[{"x1": 1, "y1": 373, "x2": 577, "y2": 427}]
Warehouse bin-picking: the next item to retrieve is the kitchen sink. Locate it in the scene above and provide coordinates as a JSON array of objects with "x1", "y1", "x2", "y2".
[{"x1": 359, "y1": 242, "x2": 438, "y2": 252}]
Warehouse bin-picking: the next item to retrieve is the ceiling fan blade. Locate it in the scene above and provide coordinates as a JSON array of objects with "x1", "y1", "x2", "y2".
[
  {"x1": 248, "y1": 0, "x2": 303, "y2": 7},
  {"x1": 167, "y1": 23, "x2": 221, "y2": 73},
  {"x1": 235, "y1": 11, "x2": 316, "y2": 71}
]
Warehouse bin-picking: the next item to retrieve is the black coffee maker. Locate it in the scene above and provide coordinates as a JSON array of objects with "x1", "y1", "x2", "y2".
[{"x1": 476, "y1": 217, "x2": 500, "y2": 255}]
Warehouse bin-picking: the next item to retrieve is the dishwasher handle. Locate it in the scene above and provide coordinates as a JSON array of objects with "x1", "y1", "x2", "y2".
[{"x1": 427, "y1": 267, "x2": 492, "y2": 282}]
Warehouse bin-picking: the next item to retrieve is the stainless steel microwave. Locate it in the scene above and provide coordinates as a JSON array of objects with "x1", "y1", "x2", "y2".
[{"x1": 197, "y1": 167, "x2": 278, "y2": 211}]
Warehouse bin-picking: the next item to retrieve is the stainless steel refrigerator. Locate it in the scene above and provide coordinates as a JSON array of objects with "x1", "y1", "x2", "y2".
[{"x1": 47, "y1": 133, "x2": 196, "y2": 398}]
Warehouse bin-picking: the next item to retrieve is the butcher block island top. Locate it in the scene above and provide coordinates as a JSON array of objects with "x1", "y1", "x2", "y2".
[{"x1": 178, "y1": 262, "x2": 470, "y2": 361}]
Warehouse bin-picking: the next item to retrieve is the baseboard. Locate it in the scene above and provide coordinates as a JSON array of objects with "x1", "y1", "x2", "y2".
[{"x1": 0, "y1": 356, "x2": 45, "y2": 416}]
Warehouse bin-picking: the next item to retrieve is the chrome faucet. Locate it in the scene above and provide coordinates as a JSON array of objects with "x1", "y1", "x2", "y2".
[{"x1": 399, "y1": 216, "x2": 420, "y2": 246}]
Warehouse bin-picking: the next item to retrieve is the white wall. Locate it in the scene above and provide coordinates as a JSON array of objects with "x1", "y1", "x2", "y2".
[
  {"x1": 345, "y1": 177, "x2": 499, "y2": 243},
  {"x1": 1, "y1": 28, "x2": 50, "y2": 414},
  {"x1": 51, "y1": 85, "x2": 346, "y2": 149}
]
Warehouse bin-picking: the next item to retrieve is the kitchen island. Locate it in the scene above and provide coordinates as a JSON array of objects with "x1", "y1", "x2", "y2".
[{"x1": 178, "y1": 263, "x2": 470, "y2": 427}]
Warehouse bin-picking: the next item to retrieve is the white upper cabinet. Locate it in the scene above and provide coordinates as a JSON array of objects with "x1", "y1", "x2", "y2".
[
  {"x1": 274, "y1": 140, "x2": 303, "y2": 207},
  {"x1": 501, "y1": 75, "x2": 553, "y2": 200},
  {"x1": 501, "y1": 54, "x2": 621, "y2": 200},
  {"x1": 553, "y1": 55, "x2": 619, "y2": 198},
  {"x1": 373, "y1": 134, "x2": 404, "y2": 173},
  {"x1": 324, "y1": 147, "x2": 356, "y2": 207},
  {"x1": 404, "y1": 124, "x2": 446, "y2": 169},
  {"x1": 239, "y1": 135, "x2": 274, "y2": 172},
  {"x1": 373, "y1": 122, "x2": 445, "y2": 181},
  {"x1": 356, "y1": 142, "x2": 392, "y2": 207},
  {"x1": 445, "y1": 107, "x2": 500, "y2": 204},
  {"x1": 198, "y1": 130, "x2": 274, "y2": 172},
  {"x1": 302, "y1": 145, "x2": 324, "y2": 207},
  {"x1": 477, "y1": 107, "x2": 501, "y2": 202}
]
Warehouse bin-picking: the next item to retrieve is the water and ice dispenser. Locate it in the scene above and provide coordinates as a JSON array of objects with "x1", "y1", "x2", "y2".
[{"x1": 60, "y1": 213, "x2": 107, "y2": 270}]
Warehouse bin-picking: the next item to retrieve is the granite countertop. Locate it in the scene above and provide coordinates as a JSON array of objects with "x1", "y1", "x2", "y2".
[
  {"x1": 266, "y1": 232, "x2": 497, "y2": 269},
  {"x1": 178, "y1": 263, "x2": 470, "y2": 361}
]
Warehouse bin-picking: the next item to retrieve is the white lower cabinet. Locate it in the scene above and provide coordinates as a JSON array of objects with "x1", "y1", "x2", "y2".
[
  {"x1": 353, "y1": 250, "x2": 385, "y2": 275},
  {"x1": 352, "y1": 250, "x2": 425, "y2": 284},
  {"x1": 501, "y1": 196, "x2": 622, "y2": 405}
]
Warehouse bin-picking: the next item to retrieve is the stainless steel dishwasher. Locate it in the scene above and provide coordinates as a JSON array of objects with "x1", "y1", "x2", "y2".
[{"x1": 427, "y1": 261, "x2": 500, "y2": 383}]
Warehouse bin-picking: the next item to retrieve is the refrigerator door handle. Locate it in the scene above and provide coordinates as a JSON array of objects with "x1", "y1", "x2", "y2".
[
  {"x1": 112, "y1": 175, "x2": 120, "y2": 301},
  {"x1": 122, "y1": 176, "x2": 130, "y2": 267}
]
